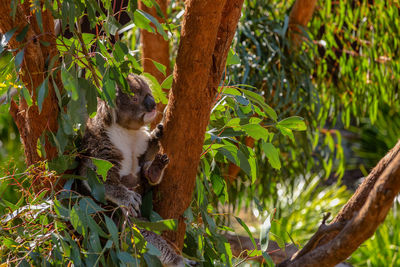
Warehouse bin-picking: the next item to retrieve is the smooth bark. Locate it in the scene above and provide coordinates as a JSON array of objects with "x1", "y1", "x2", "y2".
[{"x1": 154, "y1": 0, "x2": 244, "y2": 248}]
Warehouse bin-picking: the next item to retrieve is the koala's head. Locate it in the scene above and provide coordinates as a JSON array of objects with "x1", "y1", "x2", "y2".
[{"x1": 114, "y1": 74, "x2": 157, "y2": 130}]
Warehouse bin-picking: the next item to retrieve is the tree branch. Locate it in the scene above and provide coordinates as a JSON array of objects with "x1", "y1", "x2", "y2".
[{"x1": 279, "y1": 140, "x2": 400, "y2": 266}]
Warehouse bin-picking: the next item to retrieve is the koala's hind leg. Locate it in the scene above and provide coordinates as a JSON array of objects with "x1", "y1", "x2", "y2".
[{"x1": 140, "y1": 229, "x2": 198, "y2": 267}]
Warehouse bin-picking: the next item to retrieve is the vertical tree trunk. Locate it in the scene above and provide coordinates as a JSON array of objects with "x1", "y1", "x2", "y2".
[
  {"x1": 154, "y1": 0, "x2": 244, "y2": 248},
  {"x1": 139, "y1": 0, "x2": 170, "y2": 126},
  {"x1": 0, "y1": 1, "x2": 59, "y2": 166},
  {"x1": 289, "y1": 0, "x2": 318, "y2": 48}
]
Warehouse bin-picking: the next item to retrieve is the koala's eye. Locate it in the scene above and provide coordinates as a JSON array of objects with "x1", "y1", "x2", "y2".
[{"x1": 132, "y1": 97, "x2": 138, "y2": 102}]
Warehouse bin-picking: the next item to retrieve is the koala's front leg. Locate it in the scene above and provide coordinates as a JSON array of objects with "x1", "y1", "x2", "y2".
[{"x1": 143, "y1": 123, "x2": 164, "y2": 162}]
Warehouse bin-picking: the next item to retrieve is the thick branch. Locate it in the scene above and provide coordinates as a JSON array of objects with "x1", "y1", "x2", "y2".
[
  {"x1": 313, "y1": 140, "x2": 400, "y2": 247},
  {"x1": 154, "y1": 0, "x2": 228, "y2": 248},
  {"x1": 280, "y1": 141, "x2": 400, "y2": 267},
  {"x1": 154, "y1": 0, "x2": 245, "y2": 248}
]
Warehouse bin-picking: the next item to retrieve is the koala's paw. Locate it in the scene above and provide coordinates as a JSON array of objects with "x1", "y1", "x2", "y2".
[
  {"x1": 121, "y1": 190, "x2": 142, "y2": 218},
  {"x1": 145, "y1": 153, "x2": 169, "y2": 185},
  {"x1": 154, "y1": 123, "x2": 164, "y2": 138},
  {"x1": 156, "y1": 153, "x2": 169, "y2": 166}
]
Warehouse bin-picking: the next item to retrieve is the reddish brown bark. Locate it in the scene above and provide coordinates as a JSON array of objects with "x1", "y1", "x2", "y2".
[
  {"x1": 0, "y1": 1, "x2": 59, "y2": 166},
  {"x1": 154, "y1": 0, "x2": 244, "y2": 248},
  {"x1": 288, "y1": 0, "x2": 318, "y2": 47},
  {"x1": 138, "y1": 0, "x2": 170, "y2": 126},
  {"x1": 279, "y1": 140, "x2": 400, "y2": 267}
]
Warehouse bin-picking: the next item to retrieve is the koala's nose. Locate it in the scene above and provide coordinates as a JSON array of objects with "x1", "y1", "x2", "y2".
[{"x1": 144, "y1": 94, "x2": 156, "y2": 111}]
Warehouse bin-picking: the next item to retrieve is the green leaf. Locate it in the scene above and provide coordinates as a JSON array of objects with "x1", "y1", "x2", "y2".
[
  {"x1": 160, "y1": 74, "x2": 173, "y2": 89},
  {"x1": 143, "y1": 253, "x2": 162, "y2": 267},
  {"x1": 61, "y1": 68, "x2": 78, "y2": 100},
  {"x1": 226, "y1": 48, "x2": 241, "y2": 65},
  {"x1": 134, "y1": 10, "x2": 167, "y2": 40},
  {"x1": 142, "y1": 72, "x2": 168, "y2": 104},
  {"x1": 87, "y1": 168, "x2": 106, "y2": 203},
  {"x1": 16, "y1": 25, "x2": 29, "y2": 42},
  {"x1": 4, "y1": 27, "x2": 17, "y2": 44},
  {"x1": 241, "y1": 89, "x2": 277, "y2": 121},
  {"x1": 223, "y1": 87, "x2": 241, "y2": 96},
  {"x1": 235, "y1": 217, "x2": 257, "y2": 250},
  {"x1": 91, "y1": 158, "x2": 113, "y2": 182},
  {"x1": 20, "y1": 87, "x2": 32, "y2": 106},
  {"x1": 37, "y1": 78, "x2": 48, "y2": 113},
  {"x1": 133, "y1": 10, "x2": 155, "y2": 33},
  {"x1": 36, "y1": 9, "x2": 43, "y2": 32},
  {"x1": 118, "y1": 252, "x2": 137, "y2": 264},
  {"x1": 14, "y1": 49, "x2": 24, "y2": 68},
  {"x1": 277, "y1": 116, "x2": 307, "y2": 131},
  {"x1": 79, "y1": 78, "x2": 98, "y2": 116},
  {"x1": 261, "y1": 142, "x2": 281, "y2": 170},
  {"x1": 241, "y1": 124, "x2": 270, "y2": 140},
  {"x1": 105, "y1": 216, "x2": 119, "y2": 249},
  {"x1": 131, "y1": 218, "x2": 177, "y2": 232},
  {"x1": 276, "y1": 125, "x2": 294, "y2": 142},
  {"x1": 225, "y1": 118, "x2": 241, "y2": 127},
  {"x1": 70, "y1": 206, "x2": 87, "y2": 236},
  {"x1": 151, "y1": 60, "x2": 166, "y2": 76}
]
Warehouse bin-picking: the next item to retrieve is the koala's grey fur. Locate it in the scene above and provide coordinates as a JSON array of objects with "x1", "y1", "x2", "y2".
[{"x1": 77, "y1": 74, "x2": 196, "y2": 267}]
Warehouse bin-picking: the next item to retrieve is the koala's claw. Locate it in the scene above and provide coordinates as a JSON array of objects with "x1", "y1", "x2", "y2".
[
  {"x1": 122, "y1": 190, "x2": 142, "y2": 217},
  {"x1": 155, "y1": 123, "x2": 164, "y2": 138},
  {"x1": 157, "y1": 153, "x2": 169, "y2": 165}
]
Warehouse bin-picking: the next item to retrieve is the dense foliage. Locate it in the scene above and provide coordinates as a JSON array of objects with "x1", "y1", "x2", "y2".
[{"x1": 0, "y1": 0, "x2": 399, "y2": 266}]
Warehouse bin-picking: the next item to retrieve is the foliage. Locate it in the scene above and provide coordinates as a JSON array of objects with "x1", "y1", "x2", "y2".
[
  {"x1": 0, "y1": 165, "x2": 179, "y2": 266},
  {"x1": 309, "y1": 0, "x2": 400, "y2": 126}
]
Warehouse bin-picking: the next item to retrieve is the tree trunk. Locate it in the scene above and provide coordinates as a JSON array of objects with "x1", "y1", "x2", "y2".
[
  {"x1": 288, "y1": 0, "x2": 318, "y2": 48},
  {"x1": 154, "y1": 0, "x2": 244, "y2": 248},
  {"x1": 0, "y1": 1, "x2": 59, "y2": 167},
  {"x1": 138, "y1": 0, "x2": 170, "y2": 126}
]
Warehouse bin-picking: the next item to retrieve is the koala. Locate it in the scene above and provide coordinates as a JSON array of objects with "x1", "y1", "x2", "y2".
[
  {"x1": 78, "y1": 74, "x2": 168, "y2": 217},
  {"x1": 76, "y1": 74, "x2": 196, "y2": 267}
]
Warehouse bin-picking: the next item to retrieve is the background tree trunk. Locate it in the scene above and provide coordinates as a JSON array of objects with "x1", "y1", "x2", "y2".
[
  {"x1": 288, "y1": 0, "x2": 318, "y2": 48},
  {"x1": 154, "y1": 0, "x2": 244, "y2": 248},
  {"x1": 0, "y1": 1, "x2": 59, "y2": 167},
  {"x1": 138, "y1": 0, "x2": 170, "y2": 126}
]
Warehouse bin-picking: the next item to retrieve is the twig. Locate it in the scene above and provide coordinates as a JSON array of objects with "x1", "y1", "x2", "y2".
[{"x1": 75, "y1": 23, "x2": 101, "y2": 89}]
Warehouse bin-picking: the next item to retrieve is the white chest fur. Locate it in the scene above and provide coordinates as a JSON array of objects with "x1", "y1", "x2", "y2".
[{"x1": 106, "y1": 124, "x2": 151, "y2": 177}]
